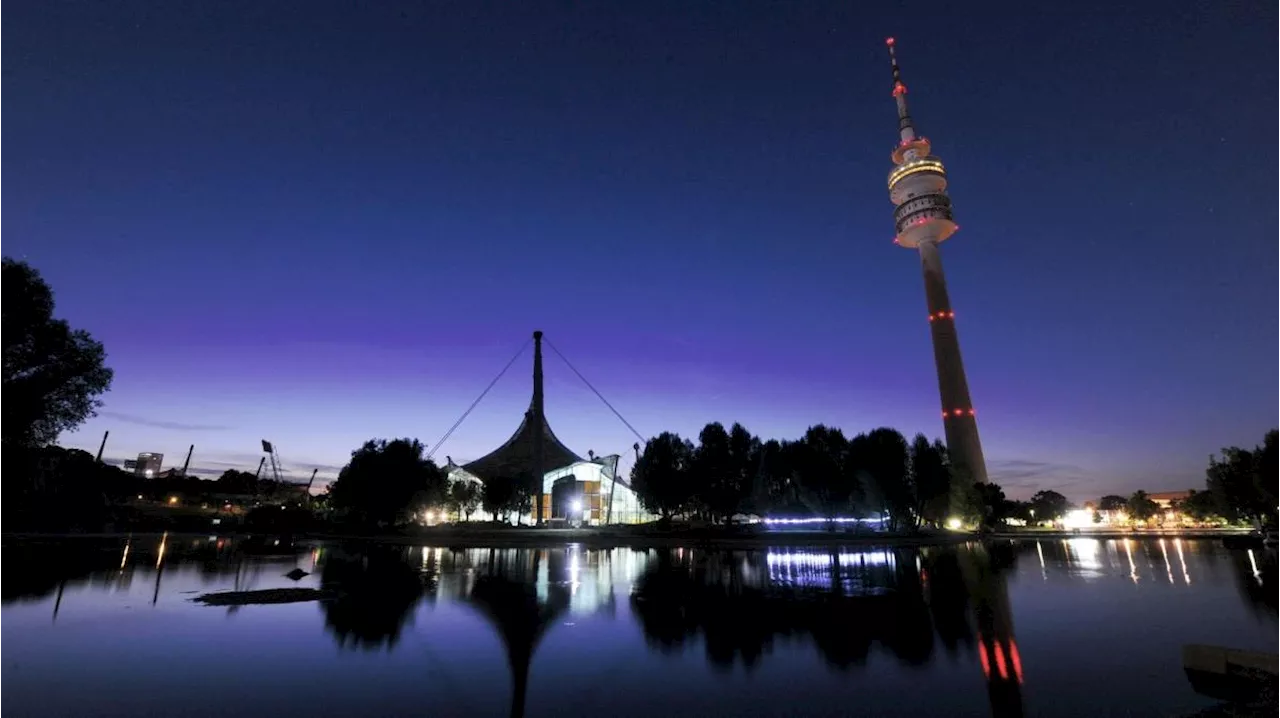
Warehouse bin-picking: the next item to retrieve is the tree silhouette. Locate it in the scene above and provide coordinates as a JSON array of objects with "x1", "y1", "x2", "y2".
[
  {"x1": 1179, "y1": 489, "x2": 1221, "y2": 523},
  {"x1": 449, "y1": 480, "x2": 482, "y2": 521},
  {"x1": 752, "y1": 439, "x2": 804, "y2": 516},
  {"x1": 1029, "y1": 490, "x2": 1072, "y2": 522},
  {"x1": 1260, "y1": 430, "x2": 1278, "y2": 517},
  {"x1": 693, "y1": 422, "x2": 756, "y2": 524},
  {"x1": 2, "y1": 258, "x2": 113, "y2": 448},
  {"x1": 329, "y1": 438, "x2": 447, "y2": 526},
  {"x1": 726, "y1": 423, "x2": 762, "y2": 517},
  {"x1": 793, "y1": 425, "x2": 859, "y2": 525},
  {"x1": 910, "y1": 434, "x2": 952, "y2": 529},
  {"x1": 511, "y1": 471, "x2": 536, "y2": 525},
  {"x1": 855, "y1": 428, "x2": 912, "y2": 531},
  {"x1": 631, "y1": 432, "x2": 696, "y2": 521},
  {"x1": 483, "y1": 475, "x2": 517, "y2": 522},
  {"x1": 214, "y1": 469, "x2": 258, "y2": 495},
  {"x1": 1203, "y1": 445, "x2": 1264, "y2": 524},
  {"x1": 1098, "y1": 495, "x2": 1127, "y2": 512},
  {"x1": 1126, "y1": 490, "x2": 1159, "y2": 522},
  {"x1": 9, "y1": 446, "x2": 121, "y2": 530},
  {"x1": 971, "y1": 482, "x2": 1012, "y2": 529}
]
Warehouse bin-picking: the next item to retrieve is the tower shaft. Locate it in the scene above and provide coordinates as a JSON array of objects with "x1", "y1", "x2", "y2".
[
  {"x1": 883, "y1": 37, "x2": 989, "y2": 493},
  {"x1": 920, "y1": 241, "x2": 987, "y2": 485},
  {"x1": 531, "y1": 330, "x2": 546, "y2": 525}
]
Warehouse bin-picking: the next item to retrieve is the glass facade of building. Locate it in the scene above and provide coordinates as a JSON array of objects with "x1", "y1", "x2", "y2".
[{"x1": 447, "y1": 455, "x2": 655, "y2": 526}]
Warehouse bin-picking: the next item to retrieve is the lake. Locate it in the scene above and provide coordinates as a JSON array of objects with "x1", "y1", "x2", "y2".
[{"x1": 2, "y1": 535, "x2": 1275, "y2": 717}]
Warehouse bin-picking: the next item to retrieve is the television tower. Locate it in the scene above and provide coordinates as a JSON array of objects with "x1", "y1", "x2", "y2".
[{"x1": 883, "y1": 37, "x2": 988, "y2": 486}]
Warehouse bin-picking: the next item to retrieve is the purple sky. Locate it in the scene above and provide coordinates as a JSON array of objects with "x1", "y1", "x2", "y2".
[{"x1": 5, "y1": 2, "x2": 1275, "y2": 502}]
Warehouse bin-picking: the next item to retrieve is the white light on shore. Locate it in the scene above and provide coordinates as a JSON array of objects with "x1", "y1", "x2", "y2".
[
  {"x1": 1061, "y1": 509, "x2": 1093, "y2": 530},
  {"x1": 947, "y1": 517, "x2": 963, "y2": 530}
]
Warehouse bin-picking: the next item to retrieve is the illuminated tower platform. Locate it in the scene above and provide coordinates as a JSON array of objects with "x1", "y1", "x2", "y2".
[{"x1": 883, "y1": 37, "x2": 989, "y2": 486}]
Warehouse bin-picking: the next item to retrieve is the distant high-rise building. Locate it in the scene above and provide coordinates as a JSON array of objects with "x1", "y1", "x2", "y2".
[
  {"x1": 134, "y1": 452, "x2": 164, "y2": 477},
  {"x1": 882, "y1": 37, "x2": 988, "y2": 486}
]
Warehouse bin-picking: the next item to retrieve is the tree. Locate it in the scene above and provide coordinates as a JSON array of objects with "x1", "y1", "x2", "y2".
[
  {"x1": 631, "y1": 432, "x2": 696, "y2": 521},
  {"x1": 691, "y1": 422, "x2": 757, "y2": 524},
  {"x1": 449, "y1": 480, "x2": 481, "y2": 521},
  {"x1": 1180, "y1": 489, "x2": 1221, "y2": 524},
  {"x1": 2, "y1": 258, "x2": 114, "y2": 447},
  {"x1": 10, "y1": 445, "x2": 116, "y2": 530},
  {"x1": 1260, "y1": 430, "x2": 1278, "y2": 516},
  {"x1": 909, "y1": 435, "x2": 952, "y2": 530},
  {"x1": 1098, "y1": 495, "x2": 1127, "y2": 512},
  {"x1": 1005, "y1": 500, "x2": 1033, "y2": 524},
  {"x1": 856, "y1": 428, "x2": 912, "y2": 531},
  {"x1": 756, "y1": 439, "x2": 800, "y2": 516},
  {"x1": 1203, "y1": 445, "x2": 1264, "y2": 524},
  {"x1": 483, "y1": 475, "x2": 518, "y2": 522},
  {"x1": 214, "y1": 469, "x2": 258, "y2": 495},
  {"x1": 329, "y1": 438, "x2": 447, "y2": 526},
  {"x1": 794, "y1": 425, "x2": 859, "y2": 527},
  {"x1": 1126, "y1": 490, "x2": 1159, "y2": 522},
  {"x1": 970, "y1": 482, "x2": 1011, "y2": 529},
  {"x1": 511, "y1": 471, "x2": 536, "y2": 525},
  {"x1": 1029, "y1": 490, "x2": 1072, "y2": 522},
  {"x1": 691, "y1": 422, "x2": 731, "y2": 523},
  {"x1": 725, "y1": 423, "x2": 761, "y2": 520}
]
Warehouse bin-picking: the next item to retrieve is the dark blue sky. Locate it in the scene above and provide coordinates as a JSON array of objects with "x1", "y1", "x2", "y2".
[{"x1": 5, "y1": 1, "x2": 1275, "y2": 500}]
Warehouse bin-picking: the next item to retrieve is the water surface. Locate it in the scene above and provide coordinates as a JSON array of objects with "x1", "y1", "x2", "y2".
[{"x1": 2, "y1": 536, "x2": 1275, "y2": 717}]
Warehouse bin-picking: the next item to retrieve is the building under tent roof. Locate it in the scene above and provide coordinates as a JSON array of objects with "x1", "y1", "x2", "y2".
[{"x1": 443, "y1": 331, "x2": 654, "y2": 526}]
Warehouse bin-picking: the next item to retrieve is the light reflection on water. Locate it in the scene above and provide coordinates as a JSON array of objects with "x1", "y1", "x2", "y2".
[{"x1": 1, "y1": 537, "x2": 1275, "y2": 718}]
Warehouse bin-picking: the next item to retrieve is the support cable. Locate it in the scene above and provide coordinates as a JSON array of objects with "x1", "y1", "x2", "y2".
[
  {"x1": 427, "y1": 338, "x2": 532, "y2": 461},
  {"x1": 544, "y1": 338, "x2": 647, "y2": 446}
]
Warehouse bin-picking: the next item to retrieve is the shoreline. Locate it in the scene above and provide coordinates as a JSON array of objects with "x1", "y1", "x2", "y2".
[{"x1": 1, "y1": 526, "x2": 1258, "y2": 549}]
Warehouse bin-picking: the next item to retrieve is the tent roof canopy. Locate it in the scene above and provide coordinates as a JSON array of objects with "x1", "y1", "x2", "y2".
[{"x1": 461, "y1": 405, "x2": 586, "y2": 480}]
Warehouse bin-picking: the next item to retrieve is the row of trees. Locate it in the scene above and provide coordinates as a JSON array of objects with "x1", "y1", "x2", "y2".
[
  {"x1": 630, "y1": 423, "x2": 977, "y2": 530},
  {"x1": 1087, "y1": 431, "x2": 1277, "y2": 527},
  {"x1": 325, "y1": 438, "x2": 530, "y2": 526}
]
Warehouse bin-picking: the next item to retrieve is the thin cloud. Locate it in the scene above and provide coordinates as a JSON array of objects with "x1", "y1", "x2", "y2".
[
  {"x1": 986, "y1": 458, "x2": 1090, "y2": 495},
  {"x1": 100, "y1": 411, "x2": 233, "y2": 432},
  {"x1": 190, "y1": 457, "x2": 344, "y2": 478}
]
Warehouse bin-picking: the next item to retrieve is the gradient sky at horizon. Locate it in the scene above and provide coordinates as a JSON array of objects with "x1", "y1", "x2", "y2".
[{"x1": 5, "y1": 1, "x2": 1275, "y2": 502}]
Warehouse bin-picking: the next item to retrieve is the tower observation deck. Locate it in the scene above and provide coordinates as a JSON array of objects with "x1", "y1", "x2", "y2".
[{"x1": 883, "y1": 37, "x2": 989, "y2": 488}]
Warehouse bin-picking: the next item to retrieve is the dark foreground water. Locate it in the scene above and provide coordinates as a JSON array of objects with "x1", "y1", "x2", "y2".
[{"x1": 2, "y1": 536, "x2": 1275, "y2": 718}]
